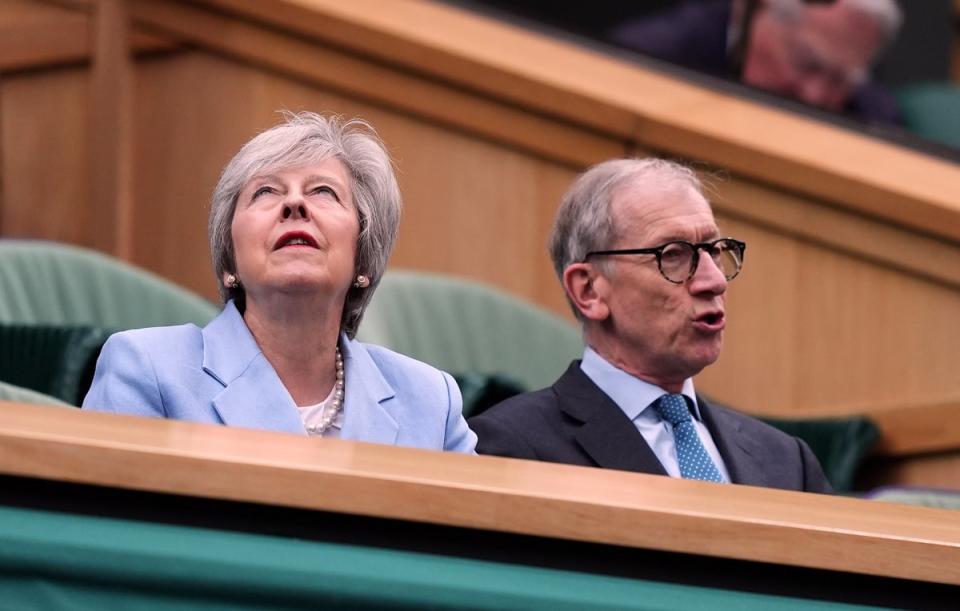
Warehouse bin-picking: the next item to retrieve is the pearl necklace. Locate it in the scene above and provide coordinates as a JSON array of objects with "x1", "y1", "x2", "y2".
[{"x1": 305, "y1": 346, "x2": 344, "y2": 436}]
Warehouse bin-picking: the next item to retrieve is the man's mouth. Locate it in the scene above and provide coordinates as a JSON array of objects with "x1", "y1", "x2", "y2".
[
  {"x1": 692, "y1": 311, "x2": 725, "y2": 332},
  {"x1": 274, "y1": 232, "x2": 319, "y2": 250}
]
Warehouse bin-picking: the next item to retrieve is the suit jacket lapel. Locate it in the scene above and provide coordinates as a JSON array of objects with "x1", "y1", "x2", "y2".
[
  {"x1": 201, "y1": 302, "x2": 305, "y2": 435},
  {"x1": 338, "y1": 337, "x2": 399, "y2": 445},
  {"x1": 699, "y1": 396, "x2": 766, "y2": 486},
  {"x1": 555, "y1": 364, "x2": 668, "y2": 475}
]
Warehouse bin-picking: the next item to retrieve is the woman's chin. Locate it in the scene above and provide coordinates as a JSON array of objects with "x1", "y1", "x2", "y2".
[{"x1": 264, "y1": 275, "x2": 345, "y2": 298}]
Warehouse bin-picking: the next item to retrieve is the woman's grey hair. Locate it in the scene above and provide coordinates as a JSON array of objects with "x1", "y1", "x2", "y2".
[
  {"x1": 209, "y1": 111, "x2": 401, "y2": 338},
  {"x1": 548, "y1": 158, "x2": 703, "y2": 321}
]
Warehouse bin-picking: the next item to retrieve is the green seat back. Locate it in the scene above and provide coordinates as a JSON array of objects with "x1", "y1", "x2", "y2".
[
  {"x1": 452, "y1": 372, "x2": 527, "y2": 419},
  {"x1": 759, "y1": 415, "x2": 880, "y2": 493},
  {"x1": 357, "y1": 270, "x2": 583, "y2": 394},
  {"x1": 896, "y1": 83, "x2": 960, "y2": 148},
  {"x1": 0, "y1": 240, "x2": 219, "y2": 328},
  {"x1": 0, "y1": 324, "x2": 113, "y2": 405},
  {"x1": 0, "y1": 380, "x2": 71, "y2": 407}
]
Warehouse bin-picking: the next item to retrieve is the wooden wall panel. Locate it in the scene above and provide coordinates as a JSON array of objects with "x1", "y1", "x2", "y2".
[
  {"x1": 697, "y1": 215, "x2": 800, "y2": 414},
  {"x1": 0, "y1": 66, "x2": 91, "y2": 245},
  {"x1": 384, "y1": 120, "x2": 579, "y2": 314},
  {"x1": 132, "y1": 51, "x2": 594, "y2": 312},
  {"x1": 700, "y1": 208, "x2": 960, "y2": 416},
  {"x1": 860, "y1": 451, "x2": 960, "y2": 489},
  {"x1": 88, "y1": 0, "x2": 134, "y2": 258}
]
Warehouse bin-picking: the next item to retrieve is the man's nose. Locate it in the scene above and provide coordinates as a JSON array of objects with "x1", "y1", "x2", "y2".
[
  {"x1": 797, "y1": 76, "x2": 842, "y2": 110},
  {"x1": 689, "y1": 252, "x2": 727, "y2": 295}
]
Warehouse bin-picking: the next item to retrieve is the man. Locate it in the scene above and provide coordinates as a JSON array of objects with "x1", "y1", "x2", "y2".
[
  {"x1": 608, "y1": 0, "x2": 902, "y2": 126},
  {"x1": 470, "y1": 158, "x2": 831, "y2": 492}
]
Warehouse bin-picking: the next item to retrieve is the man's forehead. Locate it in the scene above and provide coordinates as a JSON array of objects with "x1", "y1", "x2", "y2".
[{"x1": 613, "y1": 180, "x2": 715, "y2": 227}]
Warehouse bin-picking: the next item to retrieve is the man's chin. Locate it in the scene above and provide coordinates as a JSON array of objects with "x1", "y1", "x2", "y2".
[{"x1": 685, "y1": 344, "x2": 723, "y2": 375}]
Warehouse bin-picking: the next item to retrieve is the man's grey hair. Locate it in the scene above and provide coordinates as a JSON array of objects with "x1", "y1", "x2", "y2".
[
  {"x1": 548, "y1": 158, "x2": 703, "y2": 321},
  {"x1": 209, "y1": 111, "x2": 401, "y2": 338},
  {"x1": 766, "y1": 0, "x2": 903, "y2": 46}
]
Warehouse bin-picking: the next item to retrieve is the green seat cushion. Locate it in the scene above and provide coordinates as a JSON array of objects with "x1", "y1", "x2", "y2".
[{"x1": 0, "y1": 324, "x2": 112, "y2": 406}]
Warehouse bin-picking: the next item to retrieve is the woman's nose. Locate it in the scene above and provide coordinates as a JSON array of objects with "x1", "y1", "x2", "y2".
[{"x1": 282, "y1": 202, "x2": 309, "y2": 220}]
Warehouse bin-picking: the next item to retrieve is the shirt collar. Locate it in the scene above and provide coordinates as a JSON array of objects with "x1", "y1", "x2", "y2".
[{"x1": 579, "y1": 346, "x2": 701, "y2": 421}]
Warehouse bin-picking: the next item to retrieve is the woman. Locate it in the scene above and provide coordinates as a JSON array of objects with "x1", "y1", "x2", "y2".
[{"x1": 83, "y1": 112, "x2": 476, "y2": 452}]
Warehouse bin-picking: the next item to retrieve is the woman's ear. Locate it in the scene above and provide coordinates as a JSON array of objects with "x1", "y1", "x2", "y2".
[{"x1": 562, "y1": 262, "x2": 610, "y2": 322}]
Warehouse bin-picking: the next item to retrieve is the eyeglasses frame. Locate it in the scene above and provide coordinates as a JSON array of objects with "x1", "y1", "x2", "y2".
[{"x1": 585, "y1": 238, "x2": 747, "y2": 284}]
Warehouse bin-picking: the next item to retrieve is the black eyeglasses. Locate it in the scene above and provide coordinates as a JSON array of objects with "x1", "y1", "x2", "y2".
[{"x1": 585, "y1": 238, "x2": 746, "y2": 284}]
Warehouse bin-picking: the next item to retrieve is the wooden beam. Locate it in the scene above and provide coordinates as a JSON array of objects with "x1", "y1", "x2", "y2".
[
  {"x1": 88, "y1": 0, "x2": 134, "y2": 258},
  {"x1": 0, "y1": 0, "x2": 176, "y2": 74},
  {"x1": 1, "y1": 401, "x2": 960, "y2": 586}
]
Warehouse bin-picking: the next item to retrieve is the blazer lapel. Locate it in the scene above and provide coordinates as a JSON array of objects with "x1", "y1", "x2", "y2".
[
  {"x1": 556, "y1": 364, "x2": 668, "y2": 475},
  {"x1": 699, "y1": 396, "x2": 766, "y2": 486},
  {"x1": 338, "y1": 337, "x2": 399, "y2": 445},
  {"x1": 201, "y1": 302, "x2": 305, "y2": 435}
]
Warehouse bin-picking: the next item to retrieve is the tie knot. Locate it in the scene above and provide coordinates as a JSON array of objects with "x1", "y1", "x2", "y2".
[{"x1": 653, "y1": 394, "x2": 692, "y2": 426}]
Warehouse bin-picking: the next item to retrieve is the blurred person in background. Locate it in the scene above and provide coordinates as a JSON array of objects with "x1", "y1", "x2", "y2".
[
  {"x1": 608, "y1": 0, "x2": 903, "y2": 125},
  {"x1": 84, "y1": 112, "x2": 476, "y2": 453}
]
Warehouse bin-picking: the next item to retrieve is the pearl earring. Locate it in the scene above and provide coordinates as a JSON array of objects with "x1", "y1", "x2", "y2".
[
  {"x1": 225, "y1": 273, "x2": 241, "y2": 289},
  {"x1": 353, "y1": 274, "x2": 370, "y2": 288}
]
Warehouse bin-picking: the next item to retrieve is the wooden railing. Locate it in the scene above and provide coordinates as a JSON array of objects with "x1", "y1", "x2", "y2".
[{"x1": 0, "y1": 401, "x2": 958, "y2": 587}]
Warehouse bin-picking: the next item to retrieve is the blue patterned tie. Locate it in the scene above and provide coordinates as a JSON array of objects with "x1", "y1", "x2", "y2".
[{"x1": 653, "y1": 394, "x2": 724, "y2": 483}]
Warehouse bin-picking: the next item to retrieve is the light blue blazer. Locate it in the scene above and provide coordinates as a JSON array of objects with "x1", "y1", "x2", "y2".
[{"x1": 83, "y1": 301, "x2": 477, "y2": 453}]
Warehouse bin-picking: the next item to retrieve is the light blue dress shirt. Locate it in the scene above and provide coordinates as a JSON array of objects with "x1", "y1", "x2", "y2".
[{"x1": 579, "y1": 347, "x2": 730, "y2": 481}]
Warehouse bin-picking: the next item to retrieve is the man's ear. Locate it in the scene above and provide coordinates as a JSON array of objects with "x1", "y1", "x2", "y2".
[{"x1": 563, "y1": 262, "x2": 610, "y2": 322}]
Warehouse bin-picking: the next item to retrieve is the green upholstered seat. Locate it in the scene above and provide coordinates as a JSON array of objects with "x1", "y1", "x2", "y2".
[
  {"x1": 0, "y1": 324, "x2": 113, "y2": 405},
  {"x1": 758, "y1": 415, "x2": 879, "y2": 494},
  {"x1": 0, "y1": 240, "x2": 219, "y2": 328},
  {"x1": 896, "y1": 83, "x2": 960, "y2": 149},
  {"x1": 0, "y1": 380, "x2": 71, "y2": 407},
  {"x1": 0, "y1": 240, "x2": 220, "y2": 404},
  {"x1": 452, "y1": 372, "x2": 527, "y2": 419},
  {"x1": 356, "y1": 270, "x2": 583, "y2": 408}
]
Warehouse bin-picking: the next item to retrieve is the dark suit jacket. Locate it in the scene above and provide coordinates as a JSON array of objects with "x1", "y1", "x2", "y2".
[{"x1": 470, "y1": 363, "x2": 832, "y2": 493}]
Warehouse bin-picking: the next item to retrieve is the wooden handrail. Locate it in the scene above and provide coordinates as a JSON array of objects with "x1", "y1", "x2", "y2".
[{"x1": 1, "y1": 401, "x2": 959, "y2": 585}]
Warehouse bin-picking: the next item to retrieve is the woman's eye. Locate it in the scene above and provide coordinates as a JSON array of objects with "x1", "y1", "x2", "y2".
[
  {"x1": 252, "y1": 186, "x2": 274, "y2": 199},
  {"x1": 311, "y1": 185, "x2": 340, "y2": 202}
]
